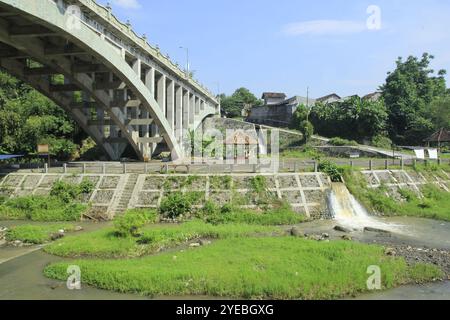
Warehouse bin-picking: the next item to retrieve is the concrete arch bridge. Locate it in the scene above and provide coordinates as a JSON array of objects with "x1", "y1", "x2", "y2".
[{"x1": 0, "y1": 0, "x2": 220, "y2": 161}]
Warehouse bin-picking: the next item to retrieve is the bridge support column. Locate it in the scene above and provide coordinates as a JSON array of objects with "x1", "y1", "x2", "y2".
[
  {"x1": 145, "y1": 67, "x2": 156, "y2": 158},
  {"x1": 175, "y1": 86, "x2": 183, "y2": 144},
  {"x1": 166, "y1": 79, "x2": 175, "y2": 135},
  {"x1": 189, "y1": 93, "x2": 195, "y2": 125},
  {"x1": 195, "y1": 96, "x2": 200, "y2": 115}
]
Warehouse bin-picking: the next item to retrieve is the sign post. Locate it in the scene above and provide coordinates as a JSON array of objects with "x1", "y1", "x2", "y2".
[{"x1": 37, "y1": 144, "x2": 50, "y2": 169}]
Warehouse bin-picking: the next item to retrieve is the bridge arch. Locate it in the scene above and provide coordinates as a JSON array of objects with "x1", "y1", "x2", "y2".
[{"x1": 0, "y1": 0, "x2": 219, "y2": 161}]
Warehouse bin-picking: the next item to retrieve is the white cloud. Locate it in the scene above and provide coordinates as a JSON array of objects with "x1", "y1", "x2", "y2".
[
  {"x1": 282, "y1": 20, "x2": 367, "y2": 36},
  {"x1": 112, "y1": 0, "x2": 141, "y2": 9}
]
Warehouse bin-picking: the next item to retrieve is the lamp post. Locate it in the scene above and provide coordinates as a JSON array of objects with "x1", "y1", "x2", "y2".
[{"x1": 179, "y1": 46, "x2": 190, "y2": 78}]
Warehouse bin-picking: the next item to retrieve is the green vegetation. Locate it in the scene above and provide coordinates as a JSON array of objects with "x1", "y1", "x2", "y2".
[
  {"x1": 382, "y1": 53, "x2": 447, "y2": 145},
  {"x1": 343, "y1": 168, "x2": 450, "y2": 221},
  {"x1": 281, "y1": 146, "x2": 323, "y2": 160},
  {"x1": 6, "y1": 224, "x2": 75, "y2": 244},
  {"x1": 0, "y1": 71, "x2": 86, "y2": 160},
  {"x1": 159, "y1": 192, "x2": 194, "y2": 219},
  {"x1": 44, "y1": 220, "x2": 278, "y2": 259},
  {"x1": 50, "y1": 180, "x2": 94, "y2": 202},
  {"x1": 0, "y1": 196, "x2": 86, "y2": 221},
  {"x1": 0, "y1": 181, "x2": 90, "y2": 221},
  {"x1": 114, "y1": 209, "x2": 159, "y2": 237},
  {"x1": 44, "y1": 237, "x2": 441, "y2": 299},
  {"x1": 203, "y1": 204, "x2": 304, "y2": 226},
  {"x1": 219, "y1": 88, "x2": 262, "y2": 118},
  {"x1": 319, "y1": 160, "x2": 344, "y2": 182},
  {"x1": 329, "y1": 137, "x2": 359, "y2": 147}
]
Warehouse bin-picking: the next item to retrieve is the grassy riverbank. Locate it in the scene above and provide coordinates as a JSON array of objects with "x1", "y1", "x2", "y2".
[
  {"x1": 343, "y1": 168, "x2": 450, "y2": 221},
  {"x1": 44, "y1": 220, "x2": 279, "y2": 259},
  {"x1": 44, "y1": 236, "x2": 441, "y2": 299},
  {"x1": 5, "y1": 224, "x2": 76, "y2": 244}
]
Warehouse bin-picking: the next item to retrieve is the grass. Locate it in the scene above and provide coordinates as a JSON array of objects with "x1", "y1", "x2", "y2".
[
  {"x1": 44, "y1": 237, "x2": 442, "y2": 300},
  {"x1": 203, "y1": 205, "x2": 305, "y2": 225},
  {"x1": 5, "y1": 224, "x2": 75, "y2": 244},
  {"x1": 44, "y1": 220, "x2": 279, "y2": 259},
  {"x1": 343, "y1": 168, "x2": 450, "y2": 221},
  {"x1": 0, "y1": 195, "x2": 87, "y2": 222}
]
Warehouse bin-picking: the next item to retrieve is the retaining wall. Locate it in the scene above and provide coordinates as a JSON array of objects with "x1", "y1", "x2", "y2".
[{"x1": 0, "y1": 172, "x2": 332, "y2": 220}]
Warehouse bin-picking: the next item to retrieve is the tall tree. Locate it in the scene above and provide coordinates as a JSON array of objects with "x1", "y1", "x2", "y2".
[
  {"x1": 380, "y1": 53, "x2": 447, "y2": 145},
  {"x1": 220, "y1": 88, "x2": 262, "y2": 118}
]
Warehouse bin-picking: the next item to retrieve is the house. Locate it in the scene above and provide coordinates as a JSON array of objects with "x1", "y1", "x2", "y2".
[
  {"x1": 261, "y1": 92, "x2": 287, "y2": 106},
  {"x1": 424, "y1": 128, "x2": 450, "y2": 150},
  {"x1": 316, "y1": 93, "x2": 341, "y2": 104},
  {"x1": 247, "y1": 94, "x2": 312, "y2": 127},
  {"x1": 362, "y1": 92, "x2": 382, "y2": 102}
]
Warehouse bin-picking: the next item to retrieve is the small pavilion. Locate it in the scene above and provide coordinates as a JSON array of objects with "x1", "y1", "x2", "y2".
[{"x1": 424, "y1": 128, "x2": 450, "y2": 151}]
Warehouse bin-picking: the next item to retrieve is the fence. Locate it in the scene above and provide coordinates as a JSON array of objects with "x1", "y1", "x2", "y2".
[{"x1": 1, "y1": 158, "x2": 449, "y2": 175}]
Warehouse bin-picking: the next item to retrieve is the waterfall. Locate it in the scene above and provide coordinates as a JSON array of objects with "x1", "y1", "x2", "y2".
[{"x1": 328, "y1": 183, "x2": 401, "y2": 232}]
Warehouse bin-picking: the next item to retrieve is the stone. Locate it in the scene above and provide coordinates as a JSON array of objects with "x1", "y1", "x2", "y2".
[
  {"x1": 74, "y1": 226, "x2": 84, "y2": 232},
  {"x1": 364, "y1": 227, "x2": 391, "y2": 234},
  {"x1": 50, "y1": 233, "x2": 65, "y2": 241},
  {"x1": 12, "y1": 240, "x2": 23, "y2": 247},
  {"x1": 58, "y1": 229, "x2": 65, "y2": 234},
  {"x1": 334, "y1": 225, "x2": 351, "y2": 233},
  {"x1": 189, "y1": 243, "x2": 201, "y2": 248},
  {"x1": 341, "y1": 235, "x2": 352, "y2": 241},
  {"x1": 290, "y1": 227, "x2": 304, "y2": 238},
  {"x1": 321, "y1": 233, "x2": 330, "y2": 239},
  {"x1": 385, "y1": 247, "x2": 396, "y2": 256},
  {"x1": 199, "y1": 239, "x2": 211, "y2": 246}
]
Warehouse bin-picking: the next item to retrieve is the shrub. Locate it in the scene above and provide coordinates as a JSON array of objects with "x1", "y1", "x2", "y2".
[
  {"x1": 50, "y1": 180, "x2": 94, "y2": 203},
  {"x1": 299, "y1": 120, "x2": 314, "y2": 141},
  {"x1": 318, "y1": 160, "x2": 344, "y2": 182},
  {"x1": 329, "y1": 137, "x2": 358, "y2": 147},
  {"x1": 114, "y1": 209, "x2": 156, "y2": 238},
  {"x1": 372, "y1": 135, "x2": 393, "y2": 149},
  {"x1": 159, "y1": 192, "x2": 193, "y2": 219}
]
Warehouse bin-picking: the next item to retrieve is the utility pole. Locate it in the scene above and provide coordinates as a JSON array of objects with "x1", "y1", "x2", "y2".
[{"x1": 306, "y1": 86, "x2": 310, "y2": 122}]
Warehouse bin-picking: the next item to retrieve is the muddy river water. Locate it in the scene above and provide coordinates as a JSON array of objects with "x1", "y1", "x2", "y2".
[{"x1": 0, "y1": 217, "x2": 449, "y2": 300}]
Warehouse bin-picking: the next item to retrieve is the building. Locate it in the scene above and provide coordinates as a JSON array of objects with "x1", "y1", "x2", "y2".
[
  {"x1": 424, "y1": 128, "x2": 450, "y2": 150},
  {"x1": 247, "y1": 94, "x2": 313, "y2": 127},
  {"x1": 316, "y1": 93, "x2": 341, "y2": 104},
  {"x1": 262, "y1": 93, "x2": 287, "y2": 106},
  {"x1": 246, "y1": 90, "x2": 380, "y2": 128}
]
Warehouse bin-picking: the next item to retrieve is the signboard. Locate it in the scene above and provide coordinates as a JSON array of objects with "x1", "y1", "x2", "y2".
[{"x1": 37, "y1": 144, "x2": 49, "y2": 154}]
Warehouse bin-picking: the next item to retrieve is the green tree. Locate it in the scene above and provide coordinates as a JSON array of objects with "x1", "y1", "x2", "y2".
[
  {"x1": 299, "y1": 120, "x2": 314, "y2": 142},
  {"x1": 428, "y1": 95, "x2": 450, "y2": 130},
  {"x1": 380, "y1": 53, "x2": 447, "y2": 144},
  {"x1": 0, "y1": 70, "x2": 86, "y2": 159},
  {"x1": 220, "y1": 88, "x2": 262, "y2": 118}
]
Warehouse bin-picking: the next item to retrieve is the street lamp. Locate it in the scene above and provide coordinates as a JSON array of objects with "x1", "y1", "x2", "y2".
[{"x1": 179, "y1": 46, "x2": 190, "y2": 78}]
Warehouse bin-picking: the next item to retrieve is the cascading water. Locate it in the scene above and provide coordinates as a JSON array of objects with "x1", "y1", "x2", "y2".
[{"x1": 328, "y1": 183, "x2": 402, "y2": 232}]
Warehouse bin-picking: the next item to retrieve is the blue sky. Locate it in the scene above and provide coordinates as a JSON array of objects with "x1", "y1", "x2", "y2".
[{"x1": 99, "y1": 0, "x2": 450, "y2": 99}]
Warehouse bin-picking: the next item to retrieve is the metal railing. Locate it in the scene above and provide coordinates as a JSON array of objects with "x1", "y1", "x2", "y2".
[{"x1": 1, "y1": 158, "x2": 449, "y2": 175}]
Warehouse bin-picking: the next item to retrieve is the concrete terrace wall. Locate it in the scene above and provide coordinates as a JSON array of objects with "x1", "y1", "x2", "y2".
[
  {"x1": 0, "y1": 173, "x2": 332, "y2": 220},
  {"x1": 362, "y1": 169, "x2": 450, "y2": 199}
]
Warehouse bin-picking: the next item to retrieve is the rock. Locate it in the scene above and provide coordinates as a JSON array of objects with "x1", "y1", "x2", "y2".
[
  {"x1": 58, "y1": 229, "x2": 65, "y2": 234},
  {"x1": 308, "y1": 234, "x2": 322, "y2": 241},
  {"x1": 321, "y1": 233, "x2": 330, "y2": 239},
  {"x1": 385, "y1": 247, "x2": 397, "y2": 256},
  {"x1": 364, "y1": 227, "x2": 391, "y2": 234},
  {"x1": 290, "y1": 227, "x2": 304, "y2": 238},
  {"x1": 199, "y1": 239, "x2": 211, "y2": 246},
  {"x1": 334, "y1": 225, "x2": 351, "y2": 233},
  {"x1": 50, "y1": 233, "x2": 65, "y2": 241},
  {"x1": 0, "y1": 239, "x2": 6, "y2": 246},
  {"x1": 12, "y1": 240, "x2": 23, "y2": 247},
  {"x1": 74, "y1": 226, "x2": 83, "y2": 232},
  {"x1": 189, "y1": 243, "x2": 201, "y2": 248},
  {"x1": 341, "y1": 235, "x2": 352, "y2": 241}
]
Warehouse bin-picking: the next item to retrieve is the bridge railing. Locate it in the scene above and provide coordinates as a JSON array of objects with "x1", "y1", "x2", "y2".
[{"x1": 1, "y1": 158, "x2": 449, "y2": 175}]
